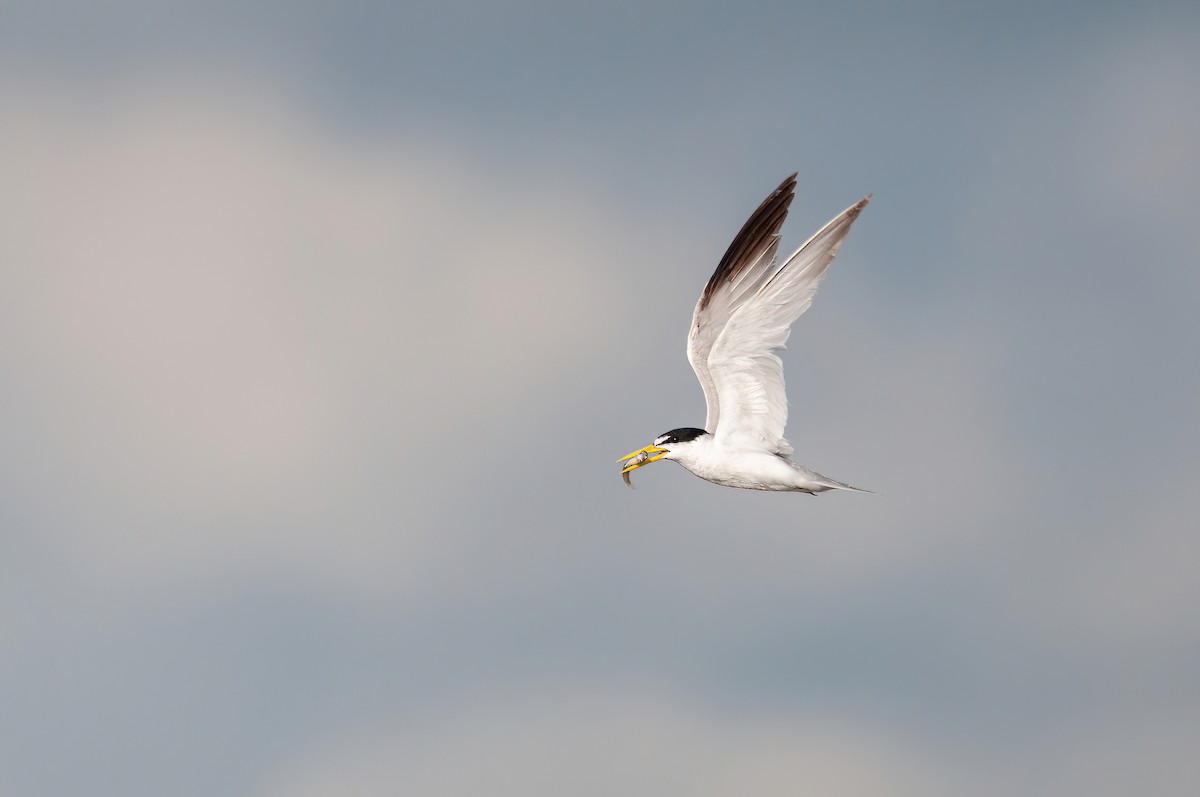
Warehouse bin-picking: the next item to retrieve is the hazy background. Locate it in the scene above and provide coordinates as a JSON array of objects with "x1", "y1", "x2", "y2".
[{"x1": 2, "y1": 1, "x2": 1198, "y2": 794}]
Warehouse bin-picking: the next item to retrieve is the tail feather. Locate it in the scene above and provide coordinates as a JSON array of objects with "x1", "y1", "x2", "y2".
[{"x1": 806, "y1": 469, "x2": 873, "y2": 494}]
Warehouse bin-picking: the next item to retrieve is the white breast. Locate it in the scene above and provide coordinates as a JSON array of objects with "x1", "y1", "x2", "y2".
[{"x1": 672, "y1": 441, "x2": 815, "y2": 492}]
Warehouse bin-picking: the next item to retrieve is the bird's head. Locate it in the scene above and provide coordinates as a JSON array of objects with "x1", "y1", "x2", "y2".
[{"x1": 618, "y1": 427, "x2": 709, "y2": 480}]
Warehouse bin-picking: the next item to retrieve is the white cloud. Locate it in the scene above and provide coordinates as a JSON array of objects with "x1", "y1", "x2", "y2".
[
  {"x1": 253, "y1": 686, "x2": 957, "y2": 797},
  {"x1": 5, "y1": 36, "x2": 1197, "y2": 671},
  {"x1": 1010, "y1": 451, "x2": 1200, "y2": 658},
  {"x1": 0, "y1": 71, "x2": 633, "y2": 609},
  {"x1": 253, "y1": 682, "x2": 1200, "y2": 797},
  {"x1": 952, "y1": 29, "x2": 1200, "y2": 661},
  {"x1": 0, "y1": 70, "x2": 1023, "y2": 626},
  {"x1": 1037, "y1": 716, "x2": 1200, "y2": 797}
]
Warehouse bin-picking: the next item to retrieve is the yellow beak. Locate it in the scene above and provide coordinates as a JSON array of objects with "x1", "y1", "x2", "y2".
[{"x1": 617, "y1": 444, "x2": 669, "y2": 474}]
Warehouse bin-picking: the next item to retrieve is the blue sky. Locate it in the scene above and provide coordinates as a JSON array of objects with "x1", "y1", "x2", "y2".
[{"x1": 2, "y1": 2, "x2": 1199, "y2": 795}]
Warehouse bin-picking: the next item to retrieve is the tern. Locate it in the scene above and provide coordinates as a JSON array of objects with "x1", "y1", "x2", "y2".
[{"x1": 619, "y1": 173, "x2": 870, "y2": 493}]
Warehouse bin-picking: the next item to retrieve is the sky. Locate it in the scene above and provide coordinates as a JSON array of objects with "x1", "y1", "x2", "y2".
[{"x1": 2, "y1": 1, "x2": 1199, "y2": 794}]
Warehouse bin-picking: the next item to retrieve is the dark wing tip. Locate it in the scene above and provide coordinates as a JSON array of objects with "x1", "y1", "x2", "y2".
[{"x1": 699, "y1": 173, "x2": 798, "y2": 310}]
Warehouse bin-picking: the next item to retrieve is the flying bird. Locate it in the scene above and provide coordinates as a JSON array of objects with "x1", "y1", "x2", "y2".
[{"x1": 619, "y1": 173, "x2": 871, "y2": 493}]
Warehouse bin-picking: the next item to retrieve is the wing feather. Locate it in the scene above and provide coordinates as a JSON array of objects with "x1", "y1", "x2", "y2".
[
  {"x1": 690, "y1": 186, "x2": 870, "y2": 455},
  {"x1": 687, "y1": 174, "x2": 796, "y2": 433}
]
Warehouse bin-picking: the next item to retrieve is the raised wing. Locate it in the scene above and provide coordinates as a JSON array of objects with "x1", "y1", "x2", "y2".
[
  {"x1": 691, "y1": 186, "x2": 870, "y2": 455},
  {"x1": 687, "y1": 173, "x2": 796, "y2": 434}
]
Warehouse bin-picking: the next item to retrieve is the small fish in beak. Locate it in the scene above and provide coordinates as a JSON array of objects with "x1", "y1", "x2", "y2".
[
  {"x1": 616, "y1": 445, "x2": 669, "y2": 488},
  {"x1": 622, "y1": 450, "x2": 650, "y2": 488}
]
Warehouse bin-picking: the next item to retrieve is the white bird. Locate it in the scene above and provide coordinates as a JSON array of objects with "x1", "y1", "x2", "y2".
[{"x1": 619, "y1": 173, "x2": 871, "y2": 493}]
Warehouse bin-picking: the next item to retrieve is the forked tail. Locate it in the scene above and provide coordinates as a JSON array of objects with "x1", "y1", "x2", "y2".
[{"x1": 807, "y1": 469, "x2": 873, "y2": 494}]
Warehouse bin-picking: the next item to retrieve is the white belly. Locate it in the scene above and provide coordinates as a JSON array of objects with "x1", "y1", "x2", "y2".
[{"x1": 681, "y1": 450, "x2": 824, "y2": 492}]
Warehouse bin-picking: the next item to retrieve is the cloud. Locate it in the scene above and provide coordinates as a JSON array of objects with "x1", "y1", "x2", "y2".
[
  {"x1": 1010, "y1": 450, "x2": 1200, "y2": 659},
  {"x1": 0, "y1": 68, "x2": 1023, "y2": 622},
  {"x1": 0, "y1": 70, "x2": 633, "y2": 612},
  {"x1": 949, "y1": 27, "x2": 1200, "y2": 662},
  {"x1": 0, "y1": 67, "x2": 1052, "y2": 665},
  {"x1": 252, "y1": 679, "x2": 1200, "y2": 797},
  {"x1": 253, "y1": 685, "x2": 956, "y2": 797}
]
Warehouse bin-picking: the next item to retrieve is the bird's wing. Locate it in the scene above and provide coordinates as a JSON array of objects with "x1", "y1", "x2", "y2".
[
  {"x1": 693, "y1": 188, "x2": 870, "y2": 455},
  {"x1": 687, "y1": 173, "x2": 796, "y2": 434}
]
